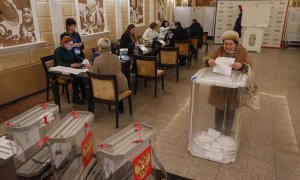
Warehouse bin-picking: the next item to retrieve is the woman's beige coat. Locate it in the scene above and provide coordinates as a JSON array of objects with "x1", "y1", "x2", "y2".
[{"x1": 92, "y1": 51, "x2": 128, "y2": 92}]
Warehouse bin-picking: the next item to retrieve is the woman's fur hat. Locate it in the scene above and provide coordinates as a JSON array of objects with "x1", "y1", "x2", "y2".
[{"x1": 221, "y1": 30, "x2": 239, "y2": 42}]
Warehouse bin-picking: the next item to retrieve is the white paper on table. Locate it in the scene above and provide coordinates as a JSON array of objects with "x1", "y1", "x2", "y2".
[
  {"x1": 51, "y1": 142, "x2": 72, "y2": 168},
  {"x1": 207, "y1": 128, "x2": 221, "y2": 139},
  {"x1": 213, "y1": 57, "x2": 235, "y2": 76},
  {"x1": 82, "y1": 59, "x2": 90, "y2": 65},
  {"x1": 49, "y1": 66, "x2": 87, "y2": 75},
  {"x1": 205, "y1": 151, "x2": 224, "y2": 161},
  {"x1": 197, "y1": 132, "x2": 215, "y2": 143}
]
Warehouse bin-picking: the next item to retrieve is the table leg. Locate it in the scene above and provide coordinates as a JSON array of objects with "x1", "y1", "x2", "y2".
[
  {"x1": 51, "y1": 77, "x2": 61, "y2": 112},
  {"x1": 84, "y1": 79, "x2": 93, "y2": 112}
]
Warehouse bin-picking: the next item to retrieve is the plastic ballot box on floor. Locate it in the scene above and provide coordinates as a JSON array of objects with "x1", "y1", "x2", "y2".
[
  {"x1": 96, "y1": 123, "x2": 167, "y2": 180},
  {"x1": 47, "y1": 111, "x2": 103, "y2": 180},
  {"x1": 4, "y1": 103, "x2": 60, "y2": 177},
  {"x1": 188, "y1": 68, "x2": 247, "y2": 164}
]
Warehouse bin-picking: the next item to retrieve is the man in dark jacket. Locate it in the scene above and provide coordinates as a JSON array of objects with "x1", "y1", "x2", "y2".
[
  {"x1": 189, "y1": 19, "x2": 203, "y2": 49},
  {"x1": 170, "y1": 22, "x2": 189, "y2": 65}
]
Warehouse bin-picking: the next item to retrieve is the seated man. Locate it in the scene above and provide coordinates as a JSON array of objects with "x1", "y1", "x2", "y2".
[
  {"x1": 91, "y1": 38, "x2": 129, "y2": 112},
  {"x1": 53, "y1": 36, "x2": 86, "y2": 105}
]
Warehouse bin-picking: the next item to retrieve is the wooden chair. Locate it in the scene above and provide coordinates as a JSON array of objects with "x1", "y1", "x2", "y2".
[
  {"x1": 203, "y1": 32, "x2": 208, "y2": 55},
  {"x1": 40, "y1": 55, "x2": 71, "y2": 103},
  {"x1": 137, "y1": 35, "x2": 143, "y2": 44},
  {"x1": 190, "y1": 37, "x2": 198, "y2": 61},
  {"x1": 158, "y1": 47, "x2": 180, "y2": 82},
  {"x1": 134, "y1": 55, "x2": 164, "y2": 98},
  {"x1": 87, "y1": 73, "x2": 132, "y2": 128},
  {"x1": 174, "y1": 40, "x2": 192, "y2": 69}
]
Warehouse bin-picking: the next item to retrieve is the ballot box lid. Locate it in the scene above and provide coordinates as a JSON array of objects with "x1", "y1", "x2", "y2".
[
  {"x1": 191, "y1": 67, "x2": 247, "y2": 88},
  {"x1": 97, "y1": 123, "x2": 156, "y2": 160},
  {"x1": 4, "y1": 103, "x2": 59, "y2": 131},
  {"x1": 48, "y1": 111, "x2": 94, "y2": 143}
]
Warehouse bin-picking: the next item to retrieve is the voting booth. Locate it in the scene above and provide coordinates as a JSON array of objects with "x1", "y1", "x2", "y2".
[
  {"x1": 97, "y1": 123, "x2": 167, "y2": 180},
  {"x1": 188, "y1": 67, "x2": 247, "y2": 163},
  {"x1": 4, "y1": 103, "x2": 60, "y2": 177},
  {"x1": 48, "y1": 111, "x2": 102, "y2": 179}
]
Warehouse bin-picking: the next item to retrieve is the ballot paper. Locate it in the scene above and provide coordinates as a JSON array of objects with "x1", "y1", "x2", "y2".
[
  {"x1": 205, "y1": 151, "x2": 224, "y2": 161},
  {"x1": 213, "y1": 57, "x2": 235, "y2": 76},
  {"x1": 82, "y1": 59, "x2": 90, "y2": 65},
  {"x1": 207, "y1": 128, "x2": 221, "y2": 139},
  {"x1": 197, "y1": 132, "x2": 215, "y2": 143}
]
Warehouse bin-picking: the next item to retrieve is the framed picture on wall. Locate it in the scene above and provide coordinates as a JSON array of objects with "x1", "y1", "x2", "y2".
[
  {"x1": 129, "y1": 0, "x2": 144, "y2": 27},
  {"x1": 157, "y1": 0, "x2": 167, "y2": 22},
  {"x1": 76, "y1": 0, "x2": 106, "y2": 34},
  {"x1": 0, "y1": 0, "x2": 40, "y2": 48}
]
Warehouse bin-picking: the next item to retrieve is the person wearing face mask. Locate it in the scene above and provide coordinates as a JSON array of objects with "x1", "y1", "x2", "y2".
[
  {"x1": 60, "y1": 18, "x2": 85, "y2": 58},
  {"x1": 203, "y1": 30, "x2": 252, "y2": 135},
  {"x1": 120, "y1": 24, "x2": 137, "y2": 48},
  {"x1": 54, "y1": 36, "x2": 86, "y2": 105}
]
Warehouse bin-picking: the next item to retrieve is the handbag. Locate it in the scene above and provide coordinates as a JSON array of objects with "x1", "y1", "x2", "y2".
[{"x1": 243, "y1": 65, "x2": 261, "y2": 110}]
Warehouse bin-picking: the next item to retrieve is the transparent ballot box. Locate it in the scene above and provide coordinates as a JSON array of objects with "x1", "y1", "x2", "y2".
[
  {"x1": 188, "y1": 68, "x2": 247, "y2": 164},
  {"x1": 97, "y1": 123, "x2": 167, "y2": 180},
  {"x1": 47, "y1": 111, "x2": 102, "y2": 180},
  {"x1": 4, "y1": 103, "x2": 60, "y2": 177}
]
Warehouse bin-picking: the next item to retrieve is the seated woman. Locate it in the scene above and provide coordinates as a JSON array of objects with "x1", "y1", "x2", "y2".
[
  {"x1": 203, "y1": 30, "x2": 252, "y2": 135},
  {"x1": 91, "y1": 38, "x2": 129, "y2": 112},
  {"x1": 53, "y1": 36, "x2": 86, "y2": 105},
  {"x1": 142, "y1": 22, "x2": 164, "y2": 43},
  {"x1": 120, "y1": 24, "x2": 137, "y2": 48},
  {"x1": 160, "y1": 20, "x2": 170, "y2": 40},
  {"x1": 170, "y1": 22, "x2": 189, "y2": 65}
]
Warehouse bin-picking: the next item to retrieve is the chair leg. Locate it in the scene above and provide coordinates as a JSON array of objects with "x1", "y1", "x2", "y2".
[
  {"x1": 116, "y1": 102, "x2": 119, "y2": 128},
  {"x1": 205, "y1": 44, "x2": 208, "y2": 55},
  {"x1": 154, "y1": 78, "x2": 157, "y2": 98},
  {"x1": 128, "y1": 96, "x2": 133, "y2": 115},
  {"x1": 62, "y1": 85, "x2": 65, "y2": 94},
  {"x1": 46, "y1": 80, "x2": 50, "y2": 101},
  {"x1": 65, "y1": 84, "x2": 70, "y2": 104},
  {"x1": 92, "y1": 101, "x2": 95, "y2": 113},
  {"x1": 144, "y1": 79, "x2": 147, "y2": 88},
  {"x1": 176, "y1": 65, "x2": 179, "y2": 82},
  {"x1": 161, "y1": 75, "x2": 164, "y2": 90},
  {"x1": 134, "y1": 75, "x2": 138, "y2": 95},
  {"x1": 108, "y1": 105, "x2": 111, "y2": 111},
  {"x1": 187, "y1": 57, "x2": 190, "y2": 69}
]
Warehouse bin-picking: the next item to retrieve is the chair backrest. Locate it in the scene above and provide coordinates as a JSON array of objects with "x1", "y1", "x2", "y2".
[
  {"x1": 158, "y1": 47, "x2": 179, "y2": 65},
  {"x1": 174, "y1": 40, "x2": 190, "y2": 56},
  {"x1": 203, "y1": 32, "x2": 208, "y2": 45},
  {"x1": 134, "y1": 55, "x2": 157, "y2": 77},
  {"x1": 190, "y1": 38, "x2": 198, "y2": 50},
  {"x1": 87, "y1": 72, "x2": 118, "y2": 101},
  {"x1": 40, "y1": 55, "x2": 55, "y2": 81},
  {"x1": 111, "y1": 40, "x2": 120, "y2": 55}
]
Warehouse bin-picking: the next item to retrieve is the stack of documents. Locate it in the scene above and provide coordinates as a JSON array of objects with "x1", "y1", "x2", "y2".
[
  {"x1": 0, "y1": 137, "x2": 15, "y2": 160},
  {"x1": 190, "y1": 128, "x2": 237, "y2": 163}
]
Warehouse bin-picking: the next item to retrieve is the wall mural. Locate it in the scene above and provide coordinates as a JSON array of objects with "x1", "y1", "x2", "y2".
[
  {"x1": 0, "y1": 0, "x2": 38, "y2": 47},
  {"x1": 129, "y1": 0, "x2": 144, "y2": 26},
  {"x1": 157, "y1": 0, "x2": 167, "y2": 22},
  {"x1": 77, "y1": 0, "x2": 105, "y2": 34}
]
